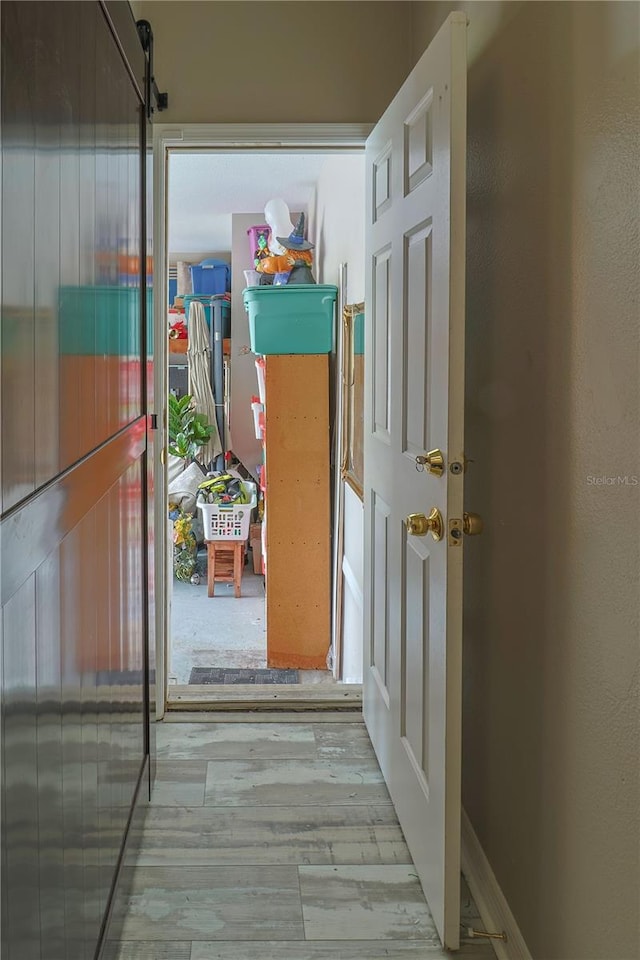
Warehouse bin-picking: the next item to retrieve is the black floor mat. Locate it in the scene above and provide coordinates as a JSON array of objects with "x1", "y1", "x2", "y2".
[{"x1": 189, "y1": 667, "x2": 299, "y2": 685}]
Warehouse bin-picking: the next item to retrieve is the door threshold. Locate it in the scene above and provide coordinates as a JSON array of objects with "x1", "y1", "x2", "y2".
[
  {"x1": 160, "y1": 710, "x2": 363, "y2": 722},
  {"x1": 166, "y1": 682, "x2": 363, "y2": 712}
]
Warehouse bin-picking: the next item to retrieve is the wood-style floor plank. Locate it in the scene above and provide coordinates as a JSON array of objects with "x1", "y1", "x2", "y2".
[
  {"x1": 313, "y1": 722, "x2": 378, "y2": 759},
  {"x1": 204, "y1": 757, "x2": 391, "y2": 806},
  {"x1": 157, "y1": 721, "x2": 316, "y2": 760},
  {"x1": 148, "y1": 760, "x2": 207, "y2": 807},
  {"x1": 112, "y1": 864, "x2": 304, "y2": 941},
  {"x1": 189, "y1": 943, "x2": 495, "y2": 960},
  {"x1": 298, "y1": 864, "x2": 438, "y2": 940},
  {"x1": 103, "y1": 943, "x2": 191, "y2": 960},
  {"x1": 130, "y1": 803, "x2": 410, "y2": 866}
]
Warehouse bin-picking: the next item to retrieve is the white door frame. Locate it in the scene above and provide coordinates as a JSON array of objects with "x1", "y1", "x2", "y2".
[{"x1": 152, "y1": 123, "x2": 371, "y2": 717}]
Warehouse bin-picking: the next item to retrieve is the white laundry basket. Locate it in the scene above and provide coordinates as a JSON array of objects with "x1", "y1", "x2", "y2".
[{"x1": 198, "y1": 481, "x2": 257, "y2": 541}]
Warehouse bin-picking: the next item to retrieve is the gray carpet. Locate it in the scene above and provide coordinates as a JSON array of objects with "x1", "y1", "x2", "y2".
[{"x1": 189, "y1": 667, "x2": 299, "y2": 685}]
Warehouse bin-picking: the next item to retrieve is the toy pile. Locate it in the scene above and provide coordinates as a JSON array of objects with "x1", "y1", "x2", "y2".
[
  {"x1": 196, "y1": 473, "x2": 250, "y2": 506},
  {"x1": 172, "y1": 511, "x2": 197, "y2": 581},
  {"x1": 169, "y1": 317, "x2": 187, "y2": 340},
  {"x1": 254, "y1": 202, "x2": 316, "y2": 286}
]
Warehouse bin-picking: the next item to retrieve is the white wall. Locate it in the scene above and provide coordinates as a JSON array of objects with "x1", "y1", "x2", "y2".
[
  {"x1": 230, "y1": 213, "x2": 270, "y2": 479},
  {"x1": 312, "y1": 153, "x2": 366, "y2": 681},
  {"x1": 169, "y1": 251, "x2": 230, "y2": 264},
  {"x1": 341, "y1": 482, "x2": 364, "y2": 683},
  {"x1": 313, "y1": 154, "x2": 366, "y2": 299}
]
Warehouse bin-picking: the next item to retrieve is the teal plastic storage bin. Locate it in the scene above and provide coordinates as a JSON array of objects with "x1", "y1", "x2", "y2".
[{"x1": 243, "y1": 284, "x2": 338, "y2": 355}]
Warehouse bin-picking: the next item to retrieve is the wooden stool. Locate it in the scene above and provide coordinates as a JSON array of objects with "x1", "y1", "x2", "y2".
[{"x1": 206, "y1": 540, "x2": 245, "y2": 598}]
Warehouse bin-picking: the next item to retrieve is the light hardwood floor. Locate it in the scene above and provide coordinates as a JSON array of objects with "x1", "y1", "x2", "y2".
[{"x1": 105, "y1": 715, "x2": 494, "y2": 960}]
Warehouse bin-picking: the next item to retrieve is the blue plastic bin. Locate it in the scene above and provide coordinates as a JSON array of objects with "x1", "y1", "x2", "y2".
[
  {"x1": 190, "y1": 258, "x2": 231, "y2": 295},
  {"x1": 243, "y1": 284, "x2": 337, "y2": 355}
]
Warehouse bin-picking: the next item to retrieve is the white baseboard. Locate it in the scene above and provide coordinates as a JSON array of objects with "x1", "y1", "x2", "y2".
[{"x1": 461, "y1": 808, "x2": 532, "y2": 960}]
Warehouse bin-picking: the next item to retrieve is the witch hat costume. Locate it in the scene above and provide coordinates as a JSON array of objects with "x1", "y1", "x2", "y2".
[
  {"x1": 276, "y1": 213, "x2": 316, "y2": 284},
  {"x1": 276, "y1": 212, "x2": 314, "y2": 251}
]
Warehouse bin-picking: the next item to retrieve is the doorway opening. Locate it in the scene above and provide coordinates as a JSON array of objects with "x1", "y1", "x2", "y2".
[
  {"x1": 152, "y1": 17, "x2": 472, "y2": 939},
  {"x1": 158, "y1": 135, "x2": 367, "y2": 708}
]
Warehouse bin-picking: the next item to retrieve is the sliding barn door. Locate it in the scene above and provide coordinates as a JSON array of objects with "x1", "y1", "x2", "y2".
[{"x1": 0, "y1": 2, "x2": 154, "y2": 956}]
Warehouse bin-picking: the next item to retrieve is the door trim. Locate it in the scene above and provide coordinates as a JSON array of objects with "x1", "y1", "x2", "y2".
[
  {"x1": 461, "y1": 809, "x2": 533, "y2": 960},
  {"x1": 152, "y1": 123, "x2": 372, "y2": 716}
]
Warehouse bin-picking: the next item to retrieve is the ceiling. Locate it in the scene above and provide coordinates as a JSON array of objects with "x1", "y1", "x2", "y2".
[{"x1": 168, "y1": 151, "x2": 329, "y2": 255}]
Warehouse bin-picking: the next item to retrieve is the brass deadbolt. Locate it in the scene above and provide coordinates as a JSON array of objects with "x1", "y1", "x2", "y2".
[
  {"x1": 405, "y1": 507, "x2": 444, "y2": 541},
  {"x1": 415, "y1": 448, "x2": 445, "y2": 477}
]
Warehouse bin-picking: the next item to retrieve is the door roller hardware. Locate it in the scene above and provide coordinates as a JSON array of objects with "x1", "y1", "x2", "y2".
[
  {"x1": 415, "y1": 449, "x2": 445, "y2": 477},
  {"x1": 405, "y1": 507, "x2": 444, "y2": 542},
  {"x1": 448, "y1": 512, "x2": 484, "y2": 546},
  {"x1": 136, "y1": 20, "x2": 169, "y2": 117}
]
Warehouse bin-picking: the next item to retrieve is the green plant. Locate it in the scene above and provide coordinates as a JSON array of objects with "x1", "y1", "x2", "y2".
[{"x1": 168, "y1": 393, "x2": 214, "y2": 461}]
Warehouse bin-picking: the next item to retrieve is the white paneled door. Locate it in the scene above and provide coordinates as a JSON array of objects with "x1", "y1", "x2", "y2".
[{"x1": 363, "y1": 13, "x2": 468, "y2": 950}]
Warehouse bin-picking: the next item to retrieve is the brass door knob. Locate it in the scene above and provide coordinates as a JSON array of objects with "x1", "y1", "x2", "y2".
[
  {"x1": 405, "y1": 507, "x2": 444, "y2": 542},
  {"x1": 463, "y1": 512, "x2": 483, "y2": 535},
  {"x1": 415, "y1": 448, "x2": 445, "y2": 477}
]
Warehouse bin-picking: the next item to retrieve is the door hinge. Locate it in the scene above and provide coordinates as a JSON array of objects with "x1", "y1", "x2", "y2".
[{"x1": 149, "y1": 413, "x2": 158, "y2": 430}]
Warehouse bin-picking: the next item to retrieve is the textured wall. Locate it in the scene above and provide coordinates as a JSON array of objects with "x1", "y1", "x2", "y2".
[
  {"x1": 311, "y1": 154, "x2": 366, "y2": 681},
  {"x1": 342, "y1": 482, "x2": 364, "y2": 684},
  {"x1": 411, "y1": 2, "x2": 640, "y2": 958},
  {"x1": 312, "y1": 154, "x2": 366, "y2": 298},
  {"x1": 230, "y1": 212, "x2": 281, "y2": 479},
  {"x1": 136, "y1": 1, "x2": 413, "y2": 124}
]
